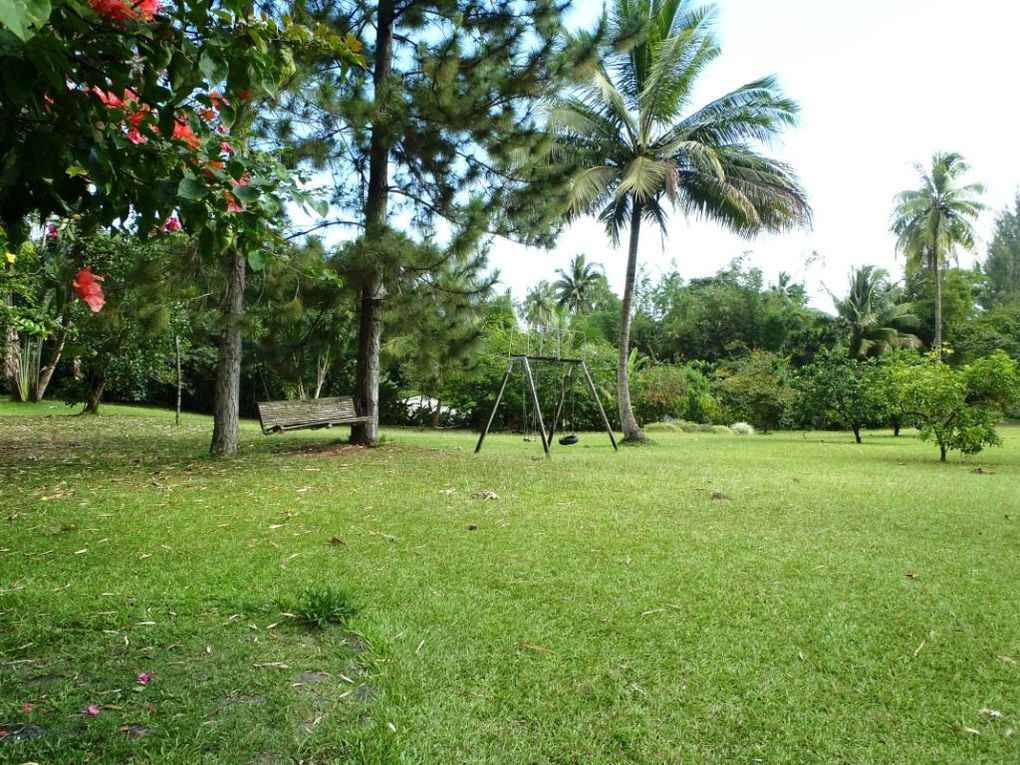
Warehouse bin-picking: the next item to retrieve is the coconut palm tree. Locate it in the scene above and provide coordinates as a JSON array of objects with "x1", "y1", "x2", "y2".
[
  {"x1": 891, "y1": 152, "x2": 985, "y2": 357},
  {"x1": 551, "y1": 0, "x2": 810, "y2": 441},
  {"x1": 832, "y1": 266, "x2": 921, "y2": 358},
  {"x1": 523, "y1": 281, "x2": 558, "y2": 354},
  {"x1": 554, "y1": 254, "x2": 603, "y2": 314}
]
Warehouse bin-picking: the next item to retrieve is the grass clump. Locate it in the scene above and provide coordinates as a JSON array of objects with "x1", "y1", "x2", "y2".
[
  {"x1": 289, "y1": 585, "x2": 359, "y2": 629},
  {"x1": 730, "y1": 421, "x2": 755, "y2": 435}
]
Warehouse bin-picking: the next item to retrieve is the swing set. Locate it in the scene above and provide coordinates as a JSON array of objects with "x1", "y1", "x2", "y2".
[{"x1": 474, "y1": 354, "x2": 618, "y2": 458}]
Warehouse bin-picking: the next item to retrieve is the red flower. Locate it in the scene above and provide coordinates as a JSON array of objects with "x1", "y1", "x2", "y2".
[
  {"x1": 21, "y1": 704, "x2": 33, "y2": 714},
  {"x1": 220, "y1": 141, "x2": 234, "y2": 155},
  {"x1": 85, "y1": 704, "x2": 101, "y2": 716},
  {"x1": 172, "y1": 119, "x2": 201, "y2": 150},
  {"x1": 46, "y1": 224, "x2": 59, "y2": 240},
  {"x1": 90, "y1": 0, "x2": 159, "y2": 23},
  {"x1": 137, "y1": 672, "x2": 154, "y2": 684},
  {"x1": 236, "y1": 90, "x2": 252, "y2": 101},
  {"x1": 72, "y1": 268, "x2": 106, "y2": 313},
  {"x1": 209, "y1": 91, "x2": 228, "y2": 110},
  {"x1": 162, "y1": 216, "x2": 181, "y2": 232},
  {"x1": 225, "y1": 192, "x2": 243, "y2": 213}
]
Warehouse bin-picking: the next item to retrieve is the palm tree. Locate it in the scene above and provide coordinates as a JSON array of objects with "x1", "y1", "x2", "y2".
[
  {"x1": 523, "y1": 281, "x2": 558, "y2": 354},
  {"x1": 554, "y1": 254, "x2": 603, "y2": 314},
  {"x1": 551, "y1": 0, "x2": 810, "y2": 441},
  {"x1": 891, "y1": 152, "x2": 985, "y2": 357},
  {"x1": 833, "y1": 266, "x2": 921, "y2": 358}
]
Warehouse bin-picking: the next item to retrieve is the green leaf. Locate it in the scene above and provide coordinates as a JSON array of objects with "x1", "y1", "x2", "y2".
[
  {"x1": 310, "y1": 197, "x2": 329, "y2": 217},
  {"x1": 246, "y1": 249, "x2": 268, "y2": 272},
  {"x1": 0, "y1": 0, "x2": 51, "y2": 42},
  {"x1": 232, "y1": 184, "x2": 259, "y2": 206},
  {"x1": 178, "y1": 176, "x2": 209, "y2": 202},
  {"x1": 199, "y1": 49, "x2": 228, "y2": 86},
  {"x1": 66, "y1": 164, "x2": 89, "y2": 178}
]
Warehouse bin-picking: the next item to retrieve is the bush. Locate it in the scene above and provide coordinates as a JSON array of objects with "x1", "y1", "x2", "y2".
[
  {"x1": 712, "y1": 425, "x2": 734, "y2": 435},
  {"x1": 730, "y1": 421, "x2": 755, "y2": 435},
  {"x1": 633, "y1": 363, "x2": 719, "y2": 424}
]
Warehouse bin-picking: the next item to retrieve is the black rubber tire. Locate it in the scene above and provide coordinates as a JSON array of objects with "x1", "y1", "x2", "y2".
[{"x1": 558, "y1": 434, "x2": 579, "y2": 446}]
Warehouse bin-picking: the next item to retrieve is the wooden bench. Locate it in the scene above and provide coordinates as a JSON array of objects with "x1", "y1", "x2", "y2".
[{"x1": 257, "y1": 396, "x2": 371, "y2": 435}]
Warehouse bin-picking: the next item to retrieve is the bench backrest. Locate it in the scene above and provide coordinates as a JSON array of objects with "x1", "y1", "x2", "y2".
[{"x1": 258, "y1": 396, "x2": 361, "y2": 431}]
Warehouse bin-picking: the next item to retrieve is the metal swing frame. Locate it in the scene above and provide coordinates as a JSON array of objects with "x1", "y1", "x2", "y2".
[{"x1": 474, "y1": 355, "x2": 618, "y2": 458}]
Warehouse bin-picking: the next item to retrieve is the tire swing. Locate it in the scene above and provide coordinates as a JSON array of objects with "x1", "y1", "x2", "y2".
[{"x1": 556, "y1": 368, "x2": 579, "y2": 446}]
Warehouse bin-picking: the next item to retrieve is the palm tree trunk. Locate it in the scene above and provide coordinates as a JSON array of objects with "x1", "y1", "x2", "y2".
[
  {"x1": 617, "y1": 201, "x2": 647, "y2": 442},
  {"x1": 3, "y1": 303, "x2": 25, "y2": 401},
  {"x1": 351, "y1": 0, "x2": 394, "y2": 446},
  {"x1": 931, "y1": 249, "x2": 943, "y2": 358},
  {"x1": 30, "y1": 309, "x2": 71, "y2": 402},
  {"x1": 210, "y1": 247, "x2": 246, "y2": 456}
]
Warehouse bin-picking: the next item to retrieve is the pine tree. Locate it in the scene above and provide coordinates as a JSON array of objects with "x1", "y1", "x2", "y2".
[
  {"x1": 981, "y1": 194, "x2": 1020, "y2": 309},
  {"x1": 268, "y1": 0, "x2": 589, "y2": 443}
]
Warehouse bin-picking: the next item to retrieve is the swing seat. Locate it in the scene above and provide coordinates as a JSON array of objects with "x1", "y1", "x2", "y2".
[{"x1": 558, "y1": 434, "x2": 579, "y2": 445}]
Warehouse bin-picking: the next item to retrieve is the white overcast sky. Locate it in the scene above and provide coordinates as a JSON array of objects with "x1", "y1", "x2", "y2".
[{"x1": 488, "y1": 0, "x2": 1020, "y2": 312}]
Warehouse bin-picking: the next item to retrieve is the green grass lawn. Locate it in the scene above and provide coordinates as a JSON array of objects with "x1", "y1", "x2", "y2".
[{"x1": 1, "y1": 401, "x2": 1018, "y2": 764}]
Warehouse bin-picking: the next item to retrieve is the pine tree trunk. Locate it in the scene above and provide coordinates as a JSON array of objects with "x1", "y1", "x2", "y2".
[
  {"x1": 617, "y1": 201, "x2": 647, "y2": 442},
  {"x1": 932, "y1": 249, "x2": 943, "y2": 358},
  {"x1": 432, "y1": 396, "x2": 442, "y2": 428},
  {"x1": 352, "y1": 0, "x2": 394, "y2": 446},
  {"x1": 82, "y1": 374, "x2": 105, "y2": 415},
  {"x1": 210, "y1": 247, "x2": 246, "y2": 456},
  {"x1": 352, "y1": 279, "x2": 383, "y2": 444}
]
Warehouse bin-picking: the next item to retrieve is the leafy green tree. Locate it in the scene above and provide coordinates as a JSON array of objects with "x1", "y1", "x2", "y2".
[
  {"x1": 550, "y1": 0, "x2": 810, "y2": 441},
  {"x1": 891, "y1": 152, "x2": 985, "y2": 357},
  {"x1": 796, "y1": 349, "x2": 881, "y2": 443},
  {"x1": 980, "y1": 194, "x2": 1020, "y2": 309},
  {"x1": 713, "y1": 350, "x2": 796, "y2": 433},
  {"x1": 833, "y1": 265, "x2": 920, "y2": 358},
  {"x1": 885, "y1": 350, "x2": 1020, "y2": 461},
  {"x1": 632, "y1": 259, "x2": 834, "y2": 365},
  {"x1": 554, "y1": 254, "x2": 604, "y2": 315}
]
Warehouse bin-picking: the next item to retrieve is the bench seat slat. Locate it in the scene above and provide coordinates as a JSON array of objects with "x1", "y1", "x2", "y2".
[{"x1": 257, "y1": 396, "x2": 370, "y2": 435}]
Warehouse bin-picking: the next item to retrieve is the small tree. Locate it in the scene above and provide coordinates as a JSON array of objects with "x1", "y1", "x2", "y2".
[
  {"x1": 714, "y1": 350, "x2": 796, "y2": 433},
  {"x1": 796, "y1": 349, "x2": 880, "y2": 443},
  {"x1": 887, "y1": 350, "x2": 1020, "y2": 461}
]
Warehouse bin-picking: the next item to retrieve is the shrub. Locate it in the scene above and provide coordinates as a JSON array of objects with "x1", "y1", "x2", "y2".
[
  {"x1": 712, "y1": 425, "x2": 734, "y2": 435},
  {"x1": 730, "y1": 421, "x2": 755, "y2": 435},
  {"x1": 632, "y1": 363, "x2": 718, "y2": 424}
]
